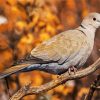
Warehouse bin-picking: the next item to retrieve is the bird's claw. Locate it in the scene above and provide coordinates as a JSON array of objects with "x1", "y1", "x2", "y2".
[{"x1": 68, "y1": 66, "x2": 77, "y2": 75}]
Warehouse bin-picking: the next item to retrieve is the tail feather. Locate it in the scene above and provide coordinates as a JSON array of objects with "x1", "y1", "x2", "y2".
[
  {"x1": 0, "y1": 55, "x2": 49, "y2": 79},
  {"x1": 0, "y1": 64, "x2": 32, "y2": 79}
]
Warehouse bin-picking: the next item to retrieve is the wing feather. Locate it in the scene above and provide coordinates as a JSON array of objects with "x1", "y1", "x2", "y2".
[{"x1": 31, "y1": 30, "x2": 87, "y2": 64}]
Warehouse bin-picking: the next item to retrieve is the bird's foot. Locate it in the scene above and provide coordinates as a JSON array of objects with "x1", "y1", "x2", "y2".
[{"x1": 68, "y1": 66, "x2": 77, "y2": 75}]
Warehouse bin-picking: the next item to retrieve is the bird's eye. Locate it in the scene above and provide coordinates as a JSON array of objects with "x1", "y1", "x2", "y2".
[{"x1": 93, "y1": 17, "x2": 96, "y2": 21}]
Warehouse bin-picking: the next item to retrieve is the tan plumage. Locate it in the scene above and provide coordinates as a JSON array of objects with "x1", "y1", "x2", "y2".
[
  {"x1": 0, "y1": 12, "x2": 100, "y2": 79},
  {"x1": 0, "y1": 64, "x2": 31, "y2": 79},
  {"x1": 31, "y1": 30, "x2": 87, "y2": 64}
]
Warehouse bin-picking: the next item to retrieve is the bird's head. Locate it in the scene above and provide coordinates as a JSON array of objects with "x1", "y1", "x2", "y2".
[{"x1": 82, "y1": 13, "x2": 100, "y2": 29}]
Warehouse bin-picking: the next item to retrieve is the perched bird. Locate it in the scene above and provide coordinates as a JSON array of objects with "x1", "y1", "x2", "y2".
[{"x1": 0, "y1": 13, "x2": 100, "y2": 79}]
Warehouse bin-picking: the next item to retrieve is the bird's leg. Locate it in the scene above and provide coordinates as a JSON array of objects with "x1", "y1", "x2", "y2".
[{"x1": 68, "y1": 66, "x2": 77, "y2": 75}]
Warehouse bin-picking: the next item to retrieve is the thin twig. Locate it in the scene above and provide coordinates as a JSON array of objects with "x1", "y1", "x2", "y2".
[
  {"x1": 93, "y1": 86, "x2": 100, "y2": 90},
  {"x1": 9, "y1": 58, "x2": 100, "y2": 100},
  {"x1": 5, "y1": 77, "x2": 11, "y2": 97},
  {"x1": 84, "y1": 75, "x2": 100, "y2": 100}
]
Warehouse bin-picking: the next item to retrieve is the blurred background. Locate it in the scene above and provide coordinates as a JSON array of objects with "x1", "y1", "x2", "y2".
[{"x1": 0, "y1": 0, "x2": 100, "y2": 100}]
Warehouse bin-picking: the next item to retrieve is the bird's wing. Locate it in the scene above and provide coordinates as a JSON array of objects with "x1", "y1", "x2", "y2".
[{"x1": 31, "y1": 30, "x2": 87, "y2": 64}]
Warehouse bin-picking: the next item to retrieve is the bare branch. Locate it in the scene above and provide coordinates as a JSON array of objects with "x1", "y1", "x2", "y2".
[
  {"x1": 93, "y1": 86, "x2": 100, "y2": 90},
  {"x1": 9, "y1": 58, "x2": 100, "y2": 100},
  {"x1": 85, "y1": 75, "x2": 100, "y2": 100}
]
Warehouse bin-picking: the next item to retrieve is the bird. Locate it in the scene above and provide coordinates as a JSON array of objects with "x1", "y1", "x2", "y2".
[{"x1": 0, "y1": 12, "x2": 100, "y2": 79}]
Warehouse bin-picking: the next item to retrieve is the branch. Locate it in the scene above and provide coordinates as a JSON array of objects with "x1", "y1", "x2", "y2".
[
  {"x1": 9, "y1": 58, "x2": 100, "y2": 100},
  {"x1": 94, "y1": 86, "x2": 100, "y2": 90},
  {"x1": 85, "y1": 75, "x2": 100, "y2": 100}
]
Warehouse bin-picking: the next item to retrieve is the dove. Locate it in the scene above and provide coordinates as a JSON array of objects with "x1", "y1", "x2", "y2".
[{"x1": 0, "y1": 12, "x2": 100, "y2": 79}]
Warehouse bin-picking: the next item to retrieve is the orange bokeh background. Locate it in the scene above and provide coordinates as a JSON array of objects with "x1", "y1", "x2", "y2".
[{"x1": 0, "y1": 0, "x2": 99, "y2": 100}]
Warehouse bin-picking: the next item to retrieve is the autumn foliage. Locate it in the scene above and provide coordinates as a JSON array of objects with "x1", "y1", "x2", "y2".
[{"x1": 0, "y1": 0, "x2": 100, "y2": 100}]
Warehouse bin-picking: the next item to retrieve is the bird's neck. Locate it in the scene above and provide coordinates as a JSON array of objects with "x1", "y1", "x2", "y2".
[{"x1": 77, "y1": 24, "x2": 96, "y2": 40}]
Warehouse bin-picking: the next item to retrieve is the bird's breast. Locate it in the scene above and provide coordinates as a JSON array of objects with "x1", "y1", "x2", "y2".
[{"x1": 77, "y1": 38, "x2": 94, "y2": 67}]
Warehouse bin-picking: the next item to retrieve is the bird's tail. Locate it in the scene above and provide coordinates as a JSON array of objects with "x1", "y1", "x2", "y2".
[
  {"x1": 0, "y1": 63, "x2": 33, "y2": 79},
  {"x1": 0, "y1": 54, "x2": 45, "y2": 79}
]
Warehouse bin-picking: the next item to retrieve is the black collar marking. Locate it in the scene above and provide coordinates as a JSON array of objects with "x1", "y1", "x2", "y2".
[
  {"x1": 80, "y1": 24, "x2": 86, "y2": 29},
  {"x1": 76, "y1": 29, "x2": 86, "y2": 36}
]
